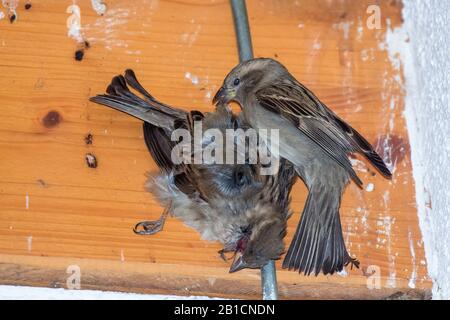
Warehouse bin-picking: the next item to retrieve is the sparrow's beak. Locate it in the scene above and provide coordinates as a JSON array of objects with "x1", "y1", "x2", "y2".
[
  {"x1": 213, "y1": 86, "x2": 234, "y2": 105},
  {"x1": 229, "y1": 252, "x2": 247, "y2": 273}
]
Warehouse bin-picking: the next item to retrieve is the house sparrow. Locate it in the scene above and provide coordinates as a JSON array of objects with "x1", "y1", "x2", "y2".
[
  {"x1": 90, "y1": 70, "x2": 297, "y2": 273},
  {"x1": 213, "y1": 58, "x2": 392, "y2": 275}
]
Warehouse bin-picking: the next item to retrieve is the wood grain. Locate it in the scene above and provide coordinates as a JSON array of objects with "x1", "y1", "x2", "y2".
[{"x1": 0, "y1": 0, "x2": 431, "y2": 299}]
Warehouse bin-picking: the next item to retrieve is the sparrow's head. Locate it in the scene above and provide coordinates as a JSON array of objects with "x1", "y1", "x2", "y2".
[
  {"x1": 196, "y1": 112, "x2": 265, "y2": 199},
  {"x1": 213, "y1": 58, "x2": 289, "y2": 106},
  {"x1": 229, "y1": 205, "x2": 287, "y2": 273}
]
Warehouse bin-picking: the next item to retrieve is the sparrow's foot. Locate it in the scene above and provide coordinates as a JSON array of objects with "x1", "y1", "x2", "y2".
[
  {"x1": 346, "y1": 257, "x2": 360, "y2": 270},
  {"x1": 133, "y1": 209, "x2": 169, "y2": 235},
  {"x1": 218, "y1": 249, "x2": 227, "y2": 262},
  {"x1": 218, "y1": 249, "x2": 234, "y2": 262}
]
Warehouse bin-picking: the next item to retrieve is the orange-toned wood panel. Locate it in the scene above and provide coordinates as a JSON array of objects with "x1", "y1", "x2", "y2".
[{"x1": 0, "y1": 0, "x2": 430, "y2": 299}]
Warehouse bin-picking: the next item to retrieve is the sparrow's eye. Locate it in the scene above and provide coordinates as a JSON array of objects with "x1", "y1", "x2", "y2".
[{"x1": 233, "y1": 78, "x2": 240, "y2": 86}]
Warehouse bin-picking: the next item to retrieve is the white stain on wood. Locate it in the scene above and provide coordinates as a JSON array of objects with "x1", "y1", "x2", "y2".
[
  {"x1": 180, "y1": 25, "x2": 202, "y2": 47},
  {"x1": 349, "y1": 158, "x2": 369, "y2": 173},
  {"x1": 91, "y1": 0, "x2": 107, "y2": 16},
  {"x1": 382, "y1": 191, "x2": 390, "y2": 208},
  {"x1": 85, "y1": 6, "x2": 131, "y2": 50},
  {"x1": 365, "y1": 183, "x2": 374, "y2": 192},
  {"x1": 380, "y1": 216, "x2": 396, "y2": 288},
  {"x1": 2, "y1": 0, "x2": 18, "y2": 21},
  {"x1": 27, "y1": 236, "x2": 32, "y2": 252},
  {"x1": 84, "y1": 1, "x2": 158, "y2": 51},
  {"x1": 25, "y1": 193, "x2": 29, "y2": 210},
  {"x1": 66, "y1": 4, "x2": 83, "y2": 43},
  {"x1": 184, "y1": 72, "x2": 199, "y2": 85},
  {"x1": 333, "y1": 21, "x2": 353, "y2": 40},
  {"x1": 408, "y1": 229, "x2": 418, "y2": 289}
]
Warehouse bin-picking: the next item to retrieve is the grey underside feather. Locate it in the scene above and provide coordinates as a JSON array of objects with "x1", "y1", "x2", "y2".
[{"x1": 145, "y1": 172, "x2": 287, "y2": 249}]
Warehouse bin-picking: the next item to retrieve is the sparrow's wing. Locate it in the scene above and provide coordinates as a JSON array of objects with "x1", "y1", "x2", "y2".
[
  {"x1": 325, "y1": 112, "x2": 392, "y2": 178},
  {"x1": 142, "y1": 123, "x2": 174, "y2": 173},
  {"x1": 143, "y1": 122, "x2": 199, "y2": 195},
  {"x1": 143, "y1": 121, "x2": 198, "y2": 195},
  {"x1": 257, "y1": 82, "x2": 392, "y2": 185},
  {"x1": 257, "y1": 84, "x2": 362, "y2": 186}
]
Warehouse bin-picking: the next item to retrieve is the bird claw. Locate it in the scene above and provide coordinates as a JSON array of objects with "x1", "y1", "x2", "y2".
[
  {"x1": 346, "y1": 257, "x2": 360, "y2": 270},
  {"x1": 218, "y1": 249, "x2": 234, "y2": 262},
  {"x1": 218, "y1": 249, "x2": 227, "y2": 262},
  {"x1": 133, "y1": 220, "x2": 164, "y2": 235},
  {"x1": 133, "y1": 209, "x2": 169, "y2": 235}
]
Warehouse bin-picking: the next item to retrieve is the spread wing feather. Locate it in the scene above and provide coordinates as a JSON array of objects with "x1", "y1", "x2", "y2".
[{"x1": 257, "y1": 81, "x2": 392, "y2": 184}]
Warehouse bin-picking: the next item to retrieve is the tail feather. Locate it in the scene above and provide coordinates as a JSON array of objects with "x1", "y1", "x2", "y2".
[
  {"x1": 90, "y1": 94, "x2": 174, "y2": 128},
  {"x1": 123, "y1": 69, "x2": 185, "y2": 118},
  {"x1": 89, "y1": 71, "x2": 185, "y2": 129},
  {"x1": 106, "y1": 75, "x2": 150, "y2": 108},
  {"x1": 90, "y1": 70, "x2": 190, "y2": 169},
  {"x1": 124, "y1": 69, "x2": 157, "y2": 101},
  {"x1": 282, "y1": 184, "x2": 359, "y2": 275}
]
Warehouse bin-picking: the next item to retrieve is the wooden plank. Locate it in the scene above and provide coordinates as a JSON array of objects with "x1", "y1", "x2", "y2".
[{"x1": 0, "y1": 0, "x2": 431, "y2": 299}]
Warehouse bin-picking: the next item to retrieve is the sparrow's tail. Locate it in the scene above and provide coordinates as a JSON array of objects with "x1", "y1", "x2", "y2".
[
  {"x1": 89, "y1": 69, "x2": 186, "y2": 128},
  {"x1": 282, "y1": 181, "x2": 359, "y2": 276},
  {"x1": 90, "y1": 70, "x2": 187, "y2": 172}
]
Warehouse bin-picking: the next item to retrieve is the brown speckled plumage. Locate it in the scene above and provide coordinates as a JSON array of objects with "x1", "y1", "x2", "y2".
[
  {"x1": 214, "y1": 58, "x2": 391, "y2": 275},
  {"x1": 90, "y1": 70, "x2": 297, "y2": 272}
]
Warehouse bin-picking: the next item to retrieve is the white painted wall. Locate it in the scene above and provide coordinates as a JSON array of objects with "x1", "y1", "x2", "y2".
[
  {"x1": 401, "y1": 0, "x2": 450, "y2": 299},
  {"x1": 0, "y1": 285, "x2": 217, "y2": 300}
]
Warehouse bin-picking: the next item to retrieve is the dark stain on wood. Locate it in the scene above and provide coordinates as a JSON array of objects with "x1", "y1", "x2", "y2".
[
  {"x1": 42, "y1": 111, "x2": 62, "y2": 128},
  {"x1": 85, "y1": 133, "x2": 93, "y2": 145},
  {"x1": 75, "y1": 50, "x2": 84, "y2": 61},
  {"x1": 37, "y1": 179, "x2": 48, "y2": 188}
]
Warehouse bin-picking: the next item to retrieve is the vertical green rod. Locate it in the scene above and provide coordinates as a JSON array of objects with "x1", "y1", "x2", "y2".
[
  {"x1": 229, "y1": 0, "x2": 278, "y2": 300},
  {"x1": 230, "y1": 0, "x2": 254, "y2": 61}
]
